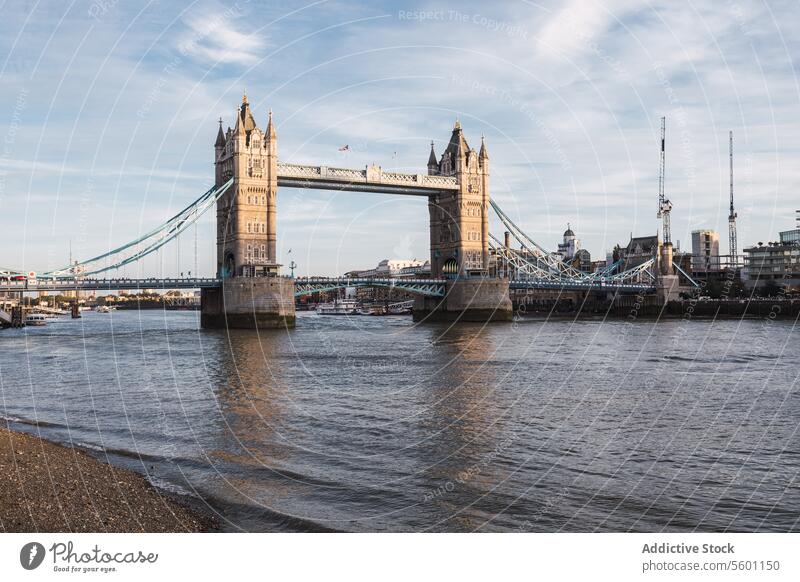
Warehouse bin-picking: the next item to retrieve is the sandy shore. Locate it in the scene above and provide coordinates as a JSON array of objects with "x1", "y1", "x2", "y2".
[{"x1": 0, "y1": 427, "x2": 215, "y2": 532}]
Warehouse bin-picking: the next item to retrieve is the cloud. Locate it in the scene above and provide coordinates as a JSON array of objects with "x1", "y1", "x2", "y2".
[{"x1": 178, "y1": 8, "x2": 266, "y2": 65}]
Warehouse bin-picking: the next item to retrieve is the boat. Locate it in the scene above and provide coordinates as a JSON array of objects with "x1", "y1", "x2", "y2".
[
  {"x1": 316, "y1": 299, "x2": 359, "y2": 315},
  {"x1": 25, "y1": 313, "x2": 48, "y2": 326},
  {"x1": 387, "y1": 301, "x2": 414, "y2": 315},
  {"x1": 95, "y1": 305, "x2": 110, "y2": 313}
]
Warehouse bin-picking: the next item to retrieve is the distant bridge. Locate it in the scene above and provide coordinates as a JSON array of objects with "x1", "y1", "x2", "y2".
[{"x1": 294, "y1": 277, "x2": 447, "y2": 297}]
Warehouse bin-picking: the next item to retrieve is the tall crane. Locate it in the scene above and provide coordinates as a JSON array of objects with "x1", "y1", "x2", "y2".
[
  {"x1": 656, "y1": 116, "x2": 672, "y2": 245},
  {"x1": 728, "y1": 130, "x2": 738, "y2": 268}
]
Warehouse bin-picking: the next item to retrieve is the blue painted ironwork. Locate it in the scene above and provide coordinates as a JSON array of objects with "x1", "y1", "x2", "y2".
[
  {"x1": 294, "y1": 277, "x2": 446, "y2": 297},
  {"x1": 42, "y1": 178, "x2": 235, "y2": 279},
  {"x1": 509, "y1": 280, "x2": 655, "y2": 292},
  {"x1": 0, "y1": 277, "x2": 223, "y2": 292},
  {"x1": 673, "y1": 262, "x2": 700, "y2": 288}
]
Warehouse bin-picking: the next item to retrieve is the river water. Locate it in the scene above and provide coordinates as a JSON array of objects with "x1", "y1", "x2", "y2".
[{"x1": 1, "y1": 310, "x2": 798, "y2": 532}]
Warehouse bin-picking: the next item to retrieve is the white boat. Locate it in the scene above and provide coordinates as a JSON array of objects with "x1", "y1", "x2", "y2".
[
  {"x1": 387, "y1": 301, "x2": 414, "y2": 315},
  {"x1": 316, "y1": 299, "x2": 359, "y2": 315},
  {"x1": 95, "y1": 305, "x2": 110, "y2": 313},
  {"x1": 25, "y1": 313, "x2": 48, "y2": 326}
]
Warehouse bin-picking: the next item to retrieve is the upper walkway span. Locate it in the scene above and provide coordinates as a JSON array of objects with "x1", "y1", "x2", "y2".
[{"x1": 276, "y1": 162, "x2": 459, "y2": 196}]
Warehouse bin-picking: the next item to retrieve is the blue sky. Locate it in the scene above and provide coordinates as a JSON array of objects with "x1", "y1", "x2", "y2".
[{"x1": 1, "y1": 0, "x2": 798, "y2": 277}]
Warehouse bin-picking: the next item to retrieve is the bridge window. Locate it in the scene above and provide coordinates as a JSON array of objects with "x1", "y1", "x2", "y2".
[
  {"x1": 247, "y1": 244, "x2": 252, "y2": 259},
  {"x1": 260, "y1": 244, "x2": 265, "y2": 259},
  {"x1": 260, "y1": 223, "x2": 265, "y2": 234},
  {"x1": 247, "y1": 222, "x2": 251, "y2": 233},
  {"x1": 261, "y1": 195, "x2": 265, "y2": 205}
]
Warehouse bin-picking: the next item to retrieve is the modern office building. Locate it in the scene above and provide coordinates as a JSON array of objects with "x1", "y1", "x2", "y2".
[
  {"x1": 742, "y1": 227, "x2": 800, "y2": 291},
  {"x1": 691, "y1": 229, "x2": 720, "y2": 272}
]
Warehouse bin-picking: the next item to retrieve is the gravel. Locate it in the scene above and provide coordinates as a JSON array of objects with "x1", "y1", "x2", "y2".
[{"x1": 0, "y1": 427, "x2": 215, "y2": 532}]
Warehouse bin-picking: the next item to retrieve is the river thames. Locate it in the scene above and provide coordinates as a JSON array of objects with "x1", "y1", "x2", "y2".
[{"x1": 1, "y1": 310, "x2": 798, "y2": 532}]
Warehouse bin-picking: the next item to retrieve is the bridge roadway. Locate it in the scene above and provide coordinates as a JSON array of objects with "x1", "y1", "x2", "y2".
[
  {"x1": 0, "y1": 277, "x2": 222, "y2": 292},
  {"x1": 0, "y1": 277, "x2": 654, "y2": 295}
]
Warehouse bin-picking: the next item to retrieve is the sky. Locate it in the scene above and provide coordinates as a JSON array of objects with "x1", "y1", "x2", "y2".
[{"x1": 1, "y1": 0, "x2": 799, "y2": 277}]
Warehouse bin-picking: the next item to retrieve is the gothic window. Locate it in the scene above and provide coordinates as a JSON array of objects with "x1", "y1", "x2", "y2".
[
  {"x1": 260, "y1": 244, "x2": 265, "y2": 259},
  {"x1": 247, "y1": 244, "x2": 252, "y2": 259},
  {"x1": 261, "y1": 195, "x2": 266, "y2": 205},
  {"x1": 260, "y1": 223, "x2": 265, "y2": 234},
  {"x1": 247, "y1": 222, "x2": 251, "y2": 233}
]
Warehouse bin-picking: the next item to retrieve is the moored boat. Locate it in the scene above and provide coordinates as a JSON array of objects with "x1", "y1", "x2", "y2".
[
  {"x1": 317, "y1": 299, "x2": 359, "y2": 315},
  {"x1": 25, "y1": 313, "x2": 48, "y2": 326}
]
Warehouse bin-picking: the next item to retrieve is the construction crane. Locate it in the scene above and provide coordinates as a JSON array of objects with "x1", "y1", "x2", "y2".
[
  {"x1": 656, "y1": 116, "x2": 672, "y2": 245},
  {"x1": 728, "y1": 130, "x2": 738, "y2": 268}
]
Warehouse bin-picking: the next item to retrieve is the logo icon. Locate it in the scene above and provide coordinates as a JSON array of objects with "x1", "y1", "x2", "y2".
[{"x1": 20, "y1": 542, "x2": 46, "y2": 570}]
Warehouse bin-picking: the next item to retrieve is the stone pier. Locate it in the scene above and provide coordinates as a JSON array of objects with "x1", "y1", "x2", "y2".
[
  {"x1": 412, "y1": 278, "x2": 512, "y2": 322},
  {"x1": 201, "y1": 278, "x2": 296, "y2": 329}
]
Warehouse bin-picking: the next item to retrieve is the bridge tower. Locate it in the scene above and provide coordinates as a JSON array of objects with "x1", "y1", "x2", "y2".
[
  {"x1": 214, "y1": 94, "x2": 279, "y2": 278},
  {"x1": 201, "y1": 94, "x2": 295, "y2": 329},
  {"x1": 427, "y1": 121, "x2": 490, "y2": 278},
  {"x1": 416, "y1": 122, "x2": 511, "y2": 321}
]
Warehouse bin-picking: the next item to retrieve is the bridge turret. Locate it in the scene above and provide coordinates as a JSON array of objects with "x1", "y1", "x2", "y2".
[
  {"x1": 265, "y1": 109, "x2": 278, "y2": 263},
  {"x1": 215, "y1": 118, "x2": 226, "y2": 184},
  {"x1": 427, "y1": 141, "x2": 438, "y2": 175},
  {"x1": 479, "y1": 135, "x2": 488, "y2": 164}
]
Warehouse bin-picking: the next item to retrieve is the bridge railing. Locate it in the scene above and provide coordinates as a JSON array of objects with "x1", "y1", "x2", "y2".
[
  {"x1": 0, "y1": 277, "x2": 222, "y2": 291},
  {"x1": 277, "y1": 162, "x2": 458, "y2": 190}
]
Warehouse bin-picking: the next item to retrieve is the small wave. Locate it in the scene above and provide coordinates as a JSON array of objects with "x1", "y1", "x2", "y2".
[
  {"x1": 74, "y1": 441, "x2": 105, "y2": 452},
  {"x1": 0, "y1": 413, "x2": 66, "y2": 429},
  {"x1": 147, "y1": 475, "x2": 196, "y2": 498}
]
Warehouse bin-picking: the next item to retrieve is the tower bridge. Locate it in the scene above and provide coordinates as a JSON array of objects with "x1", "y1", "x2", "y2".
[{"x1": 2, "y1": 94, "x2": 680, "y2": 328}]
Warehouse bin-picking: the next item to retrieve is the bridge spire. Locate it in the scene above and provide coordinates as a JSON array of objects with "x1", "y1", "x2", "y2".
[
  {"x1": 445, "y1": 118, "x2": 469, "y2": 161},
  {"x1": 427, "y1": 140, "x2": 438, "y2": 172},
  {"x1": 234, "y1": 93, "x2": 257, "y2": 136},
  {"x1": 479, "y1": 134, "x2": 488, "y2": 160},
  {"x1": 215, "y1": 117, "x2": 226, "y2": 148},
  {"x1": 266, "y1": 108, "x2": 275, "y2": 139}
]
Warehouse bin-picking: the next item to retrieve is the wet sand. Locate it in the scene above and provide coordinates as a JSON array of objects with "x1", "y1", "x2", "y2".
[{"x1": 0, "y1": 427, "x2": 215, "y2": 532}]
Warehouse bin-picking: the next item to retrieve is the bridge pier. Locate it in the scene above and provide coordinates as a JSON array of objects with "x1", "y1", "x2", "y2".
[
  {"x1": 412, "y1": 278, "x2": 512, "y2": 322},
  {"x1": 201, "y1": 278, "x2": 295, "y2": 329}
]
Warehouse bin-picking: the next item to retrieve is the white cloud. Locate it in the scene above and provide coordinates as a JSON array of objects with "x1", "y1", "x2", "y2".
[{"x1": 178, "y1": 9, "x2": 266, "y2": 65}]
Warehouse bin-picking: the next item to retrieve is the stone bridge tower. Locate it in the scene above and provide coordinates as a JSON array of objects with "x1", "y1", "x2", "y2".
[
  {"x1": 202, "y1": 94, "x2": 295, "y2": 330},
  {"x1": 214, "y1": 94, "x2": 278, "y2": 278},
  {"x1": 427, "y1": 121, "x2": 490, "y2": 278},
  {"x1": 415, "y1": 122, "x2": 511, "y2": 322}
]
